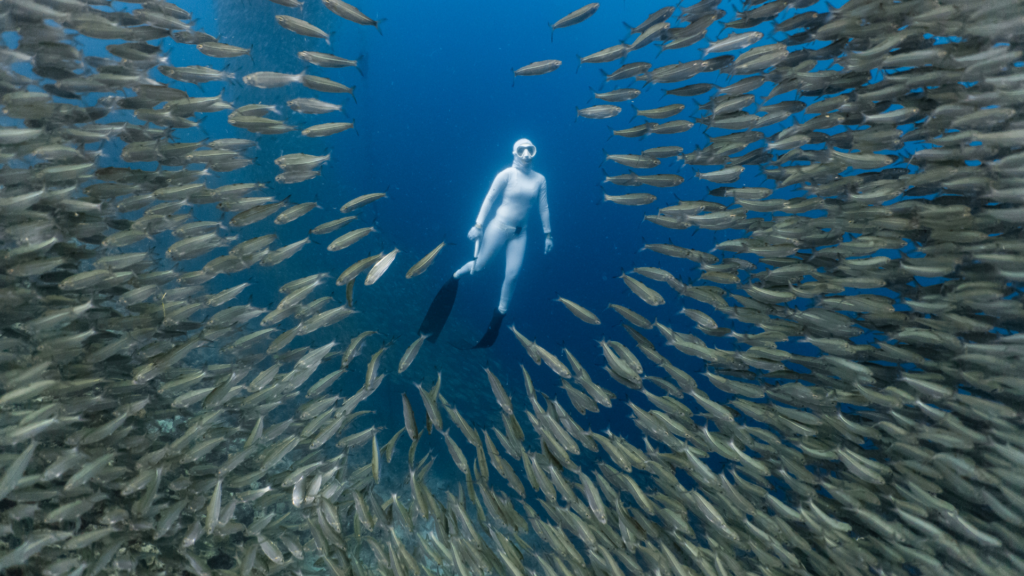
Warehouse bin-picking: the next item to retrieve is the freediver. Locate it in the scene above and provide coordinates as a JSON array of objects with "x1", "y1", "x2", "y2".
[{"x1": 419, "y1": 138, "x2": 553, "y2": 348}]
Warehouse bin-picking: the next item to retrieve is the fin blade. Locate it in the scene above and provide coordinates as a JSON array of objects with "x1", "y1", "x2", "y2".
[
  {"x1": 472, "y1": 309, "x2": 506, "y2": 349},
  {"x1": 419, "y1": 276, "x2": 459, "y2": 343}
]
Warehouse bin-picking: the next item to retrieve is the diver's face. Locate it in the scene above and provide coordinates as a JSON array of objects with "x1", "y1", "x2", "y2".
[{"x1": 516, "y1": 145, "x2": 536, "y2": 161}]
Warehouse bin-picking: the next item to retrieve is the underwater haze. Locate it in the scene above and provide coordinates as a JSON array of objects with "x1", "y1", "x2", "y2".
[{"x1": 2, "y1": 0, "x2": 1024, "y2": 575}]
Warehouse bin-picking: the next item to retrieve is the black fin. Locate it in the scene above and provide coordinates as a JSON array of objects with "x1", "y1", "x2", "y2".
[
  {"x1": 419, "y1": 276, "x2": 458, "y2": 343},
  {"x1": 472, "y1": 309, "x2": 506, "y2": 349}
]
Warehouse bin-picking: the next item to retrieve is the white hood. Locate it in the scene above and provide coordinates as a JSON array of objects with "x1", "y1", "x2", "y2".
[{"x1": 512, "y1": 138, "x2": 536, "y2": 172}]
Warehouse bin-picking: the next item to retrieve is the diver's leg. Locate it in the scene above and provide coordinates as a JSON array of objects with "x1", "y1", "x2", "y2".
[
  {"x1": 473, "y1": 230, "x2": 526, "y2": 349},
  {"x1": 498, "y1": 231, "x2": 527, "y2": 314},
  {"x1": 423, "y1": 222, "x2": 508, "y2": 342},
  {"x1": 456, "y1": 219, "x2": 505, "y2": 278},
  {"x1": 453, "y1": 260, "x2": 474, "y2": 278}
]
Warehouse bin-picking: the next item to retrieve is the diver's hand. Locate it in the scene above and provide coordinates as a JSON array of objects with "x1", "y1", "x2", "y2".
[
  {"x1": 468, "y1": 225, "x2": 482, "y2": 241},
  {"x1": 544, "y1": 234, "x2": 553, "y2": 255}
]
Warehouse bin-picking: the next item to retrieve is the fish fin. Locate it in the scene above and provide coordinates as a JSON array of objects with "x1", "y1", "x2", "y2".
[{"x1": 355, "y1": 52, "x2": 366, "y2": 77}]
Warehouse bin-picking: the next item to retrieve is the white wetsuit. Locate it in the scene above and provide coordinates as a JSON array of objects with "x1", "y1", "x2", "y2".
[{"x1": 454, "y1": 139, "x2": 552, "y2": 314}]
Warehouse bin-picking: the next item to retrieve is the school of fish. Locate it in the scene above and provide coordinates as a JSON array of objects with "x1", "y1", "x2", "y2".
[{"x1": 1, "y1": 0, "x2": 1023, "y2": 575}]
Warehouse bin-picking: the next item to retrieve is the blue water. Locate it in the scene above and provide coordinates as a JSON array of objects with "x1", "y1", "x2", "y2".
[
  {"x1": 356, "y1": 0, "x2": 727, "y2": 445},
  {"x1": 105, "y1": 0, "x2": 830, "y2": 480}
]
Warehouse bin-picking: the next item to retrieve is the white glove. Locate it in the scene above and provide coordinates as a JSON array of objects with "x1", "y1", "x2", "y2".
[
  {"x1": 468, "y1": 225, "x2": 482, "y2": 241},
  {"x1": 544, "y1": 235, "x2": 553, "y2": 254}
]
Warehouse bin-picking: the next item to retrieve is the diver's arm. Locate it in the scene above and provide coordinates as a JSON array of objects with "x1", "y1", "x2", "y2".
[
  {"x1": 539, "y1": 176, "x2": 552, "y2": 254},
  {"x1": 538, "y1": 176, "x2": 551, "y2": 234},
  {"x1": 475, "y1": 170, "x2": 510, "y2": 230}
]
